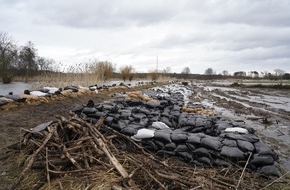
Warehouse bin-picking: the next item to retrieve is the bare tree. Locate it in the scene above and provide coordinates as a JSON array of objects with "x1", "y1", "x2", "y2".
[
  {"x1": 204, "y1": 68, "x2": 214, "y2": 75},
  {"x1": 19, "y1": 41, "x2": 38, "y2": 83},
  {"x1": 120, "y1": 65, "x2": 134, "y2": 81},
  {"x1": 162, "y1": 67, "x2": 171, "y2": 74},
  {"x1": 181, "y1": 67, "x2": 190, "y2": 74},
  {"x1": 0, "y1": 32, "x2": 17, "y2": 83},
  {"x1": 222, "y1": 70, "x2": 229, "y2": 76},
  {"x1": 274, "y1": 69, "x2": 285, "y2": 77}
]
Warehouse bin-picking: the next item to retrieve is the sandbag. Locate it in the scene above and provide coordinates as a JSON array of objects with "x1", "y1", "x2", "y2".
[
  {"x1": 250, "y1": 154, "x2": 274, "y2": 166},
  {"x1": 259, "y1": 165, "x2": 281, "y2": 177},
  {"x1": 223, "y1": 133, "x2": 260, "y2": 143},
  {"x1": 254, "y1": 141, "x2": 275, "y2": 156},
  {"x1": 171, "y1": 133, "x2": 188, "y2": 143},
  {"x1": 201, "y1": 137, "x2": 222, "y2": 151},
  {"x1": 187, "y1": 133, "x2": 204, "y2": 144},
  {"x1": 237, "y1": 140, "x2": 255, "y2": 152},
  {"x1": 133, "y1": 128, "x2": 155, "y2": 139},
  {"x1": 82, "y1": 107, "x2": 97, "y2": 114},
  {"x1": 222, "y1": 139, "x2": 237, "y2": 147},
  {"x1": 175, "y1": 144, "x2": 189, "y2": 152},
  {"x1": 225, "y1": 127, "x2": 249, "y2": 134},
  {"x1": 154, "y1": 130, "x2": 172, "y2": 143},
  {"x1": 164, "y1": 142, "x2": 177, "y2": 151},
  {"x1": 151, "y1": 122, "x2": 170, "y2": 130},
  {"x1": 220, "y1": 146, "x2": 245, "y2": 159}
]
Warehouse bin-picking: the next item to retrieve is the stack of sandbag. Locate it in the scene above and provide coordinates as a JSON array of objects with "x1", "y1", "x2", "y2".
[{"x1": 73, "y1": 84, "x2": 280, "y2": 177}]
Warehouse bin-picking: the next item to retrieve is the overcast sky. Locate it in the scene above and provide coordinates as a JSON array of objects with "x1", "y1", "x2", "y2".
[{"x1": 1, "y1": 0, "x2": 290, "y2": 74}]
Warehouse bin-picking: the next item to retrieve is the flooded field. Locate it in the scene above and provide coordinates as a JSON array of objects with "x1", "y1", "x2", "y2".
[{"x1": 195, "y1": 83, "x2": 290, "y2": 170}]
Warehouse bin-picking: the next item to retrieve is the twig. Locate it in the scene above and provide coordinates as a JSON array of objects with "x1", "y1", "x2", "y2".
[
  {"x1": 63, "y1": 145, "x2": 83, "y2": 170},
  {"x1": 236, "y1": 152, "x2": 252, "y2": 189},
  {"x1": 46, "y1": 147, "x2": 51, "y2": 190},
  {"x1": 10, "y1": 125, "x2": 57, "y2": 190},
  {"x1": 58, "y1": 180, "x2": 64, "y2": 190},
  {"x1": 144, "y1": 169, "x2": 167, "y2": 190}
]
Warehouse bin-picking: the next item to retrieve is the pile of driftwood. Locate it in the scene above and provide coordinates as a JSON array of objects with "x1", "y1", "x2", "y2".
[{"x1": 9, "y1": 113, "x2": 281, "y2": 190}]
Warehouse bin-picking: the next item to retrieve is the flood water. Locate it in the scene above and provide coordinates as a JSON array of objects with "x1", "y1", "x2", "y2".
[{"x1": 0, "y1": 82, "x2": 31, "y2": 95}]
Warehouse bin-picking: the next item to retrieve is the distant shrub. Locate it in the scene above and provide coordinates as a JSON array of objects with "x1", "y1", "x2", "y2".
[
  {"x1": 120, "y1": 65, "x2": 134, "y2": 81},
  {"x1": 148, "y1": 70, "x2": 159, "y2": 81},
  {"x1": 92, "y1": 61, "x2": 114, "y2": 81}
]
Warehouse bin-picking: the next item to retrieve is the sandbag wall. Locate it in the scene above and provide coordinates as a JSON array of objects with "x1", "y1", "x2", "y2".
[{"x1": 73, "y1": 84, "x2": 280, "y2": 177}]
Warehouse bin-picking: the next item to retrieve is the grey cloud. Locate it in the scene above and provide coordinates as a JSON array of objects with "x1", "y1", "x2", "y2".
[{"x1": 19, "y1": 0, "x2": 182, "y2": 28}]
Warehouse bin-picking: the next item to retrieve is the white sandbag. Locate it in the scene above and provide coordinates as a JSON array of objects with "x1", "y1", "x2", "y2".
[
  {"x1": 30, "y1": 91, "x2": 48, "y2": 96},
  {"x1": 44, "y1": 87, "x2": 60, "y2": 94},
  {"x1": 225, "y1": 127, "x2": 249, "y2": 134},
  {"x1": 133, "y1": 128, "x2": 155, "y2": 139},
  {"x1": 151, "y1": 122, "x2": 170, "y2": 130}
]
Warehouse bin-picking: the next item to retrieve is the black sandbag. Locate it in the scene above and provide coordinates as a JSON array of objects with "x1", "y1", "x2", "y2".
[
  {"x1": 72, "y1": 105, "x2": 84, "y2": 114},
  {"x1": 144, "y1": 101, "x2": 161, "y2": 109},
  {"x1": 237, "y1": 140, "x2": 255, "y2": 152},
  {"x1": 259, "y1": 165, "x2": 281, "y2": 177},
  {"x1": 254, "y1": 141, "x2": 275, "y2": 156},
  {"x1": 193, "y1": 147, "x2": 210, "y2": 157},
  {"x1": 164, "y1": 142, "x2": 177, "y2": 151},
  {"x1": 85, "y1": 117, "x2": 98, "y2": 124},
  {"x1": 119, "y1": 109, "x2": 132, "y2": 119},
  {"x1": 108, "y1": 113, "x2": 120, "y2": 120},
  {"x1": 195, "y1": 117, "x2": 209, "y2": 127},
  {"x1": 132, "y1": 113, "x2": 146, "y2": 120},
  {"x1": 215, "y1": 159, "x2": 232, "y2": 167},
  {"x1": 4, "y1": 95, "x2": 26, "y2": 102},
  {"x1": 157, "y1": 150, "x2": 176, "y2": 156},
  {"x1": 172, "y1": 105, "x2": 181, "y2": 111},
  {"x1": 197, "y1": 157, "x2": 212, "y2": 166},
  {"x1": 186, "y1": 143, "x2": 196, "y2": 151},
  {"x1": 149, "y1": 116, "x2": 159, "y2": 122},
  {"x1": 124, "y1": 99, "x2": 143, "y2": 107},
  {"x1": 104, "y1": 116, "x2": 114, "y2": 125},
  {"x1": 139, "y1": 108, "x2": 151, "y2": 115},
  {"x1": 222, "y1": 139, "x2": 237, "y2": 147},
  {"x1": 220, "y1": 146, "x2": 245, "y2": 159},
  {"x1": 187, "y1": 133, "x2": 204, "y2": 144},
  {"x1": 176, "y1": 151, "x2": 192, "y2": 161},
  {"x1": 121, "y1": 127, "x2": 137, "y2": 136},
  {"x1": 223, "y1": 133, "x2": 260, "y2": 143},
  {"x1": 142, "y1": 140, "x2": 158, "y2": 151},
  {"x1": 64, "y1": 86, "x2": 78, "y2": 92},
  {"x1": 175, "y1": 144, "x2": 189, "y2": 152},
  {"x1": 87, "y1": 112, "x2": 107, "y2": 119},
  {"x1": 250, "y1": 154, "x2": 274, "y2": 166},
  {"x1": 170, "y1": 110, "x2": 181, "y2": 119},
  {"x1": 190, "y1": 127, "x2": 205, "y2": 133},
  {"x1": 171, "y1": 133, "x2": 188, "y2": 143},
  {"x1": 154, "y1": 130, "x2": 172, "y2": 143},
  {"x1": 153, "y1": 140, "x2": 165, "y2": 149},
  {"x1": 82, "y1": 107, "x2": 97, "y2": 114},
  {"x1": 160, "y1": 117, "x2": 172, "y2": 128},
  {"x1": 201, "y1": 136, "x2": 222, "y2": 151}
]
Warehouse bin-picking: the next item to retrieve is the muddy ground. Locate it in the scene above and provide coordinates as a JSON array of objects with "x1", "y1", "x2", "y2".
[{"x1": 193, "y1": 85, "x2": 290, "y2": 171}]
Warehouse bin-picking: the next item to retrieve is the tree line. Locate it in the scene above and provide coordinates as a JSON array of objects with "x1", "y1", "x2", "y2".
[{"x1": 0, "y1": 32, "x2": 56, "y2": 83}]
